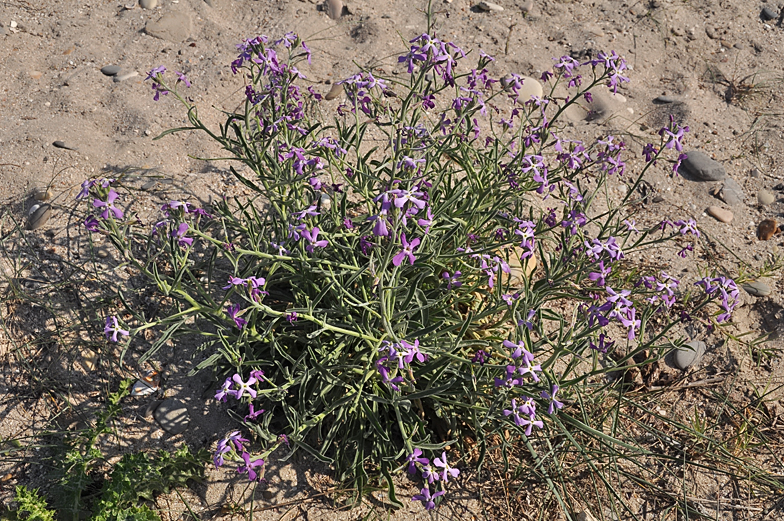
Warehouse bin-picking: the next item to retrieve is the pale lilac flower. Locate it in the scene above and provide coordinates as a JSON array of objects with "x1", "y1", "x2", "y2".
[
  {"x1": 237, "y1": 452, "x2": 265, "y2": 481},
  {"x1": 104, "y1": 316, "x2": 129, "y2": 343},
  {"x1": 84, "y1": 215, "x2": 100, "y2": 232},
  {"x1": 302, "y1": 226, "x2": 328, "y2": 253},
  {"x1": 442, "y1": 271, "x2": 462, "y2": 290},
  {"x1": 433, "y1": 451, "x2": 459, "y2": 483},
  {"x1": 215, "y1": 377, "x2": 234, "y2": 402},
  {"x1": 77, "y1": 179, "x2": 95, "y2": 199},
  {"x1": 174, "y1": 70, "x2": 191, "y2": 87},
  {"x1": 231, "y1": 374, "x2": 258, "y2": 400},
  {"x1": 244, "y1": 403, "x2": 265, "y2": 423},
  {"x1": 405, "y1": 448, "x2": 429, "y2": 474},
  {"x1": 171, "y1": 222, "x2": 193, "y2": 247},
  {"x1": 227, "y1": 303, "x2": 247, "y2": 330},
  {"x1": 93, "y1": 189, "x2": 124, "y2": 219},
  {"x1": 213, "y1": 438, "x2": 231, "y2": 467}
]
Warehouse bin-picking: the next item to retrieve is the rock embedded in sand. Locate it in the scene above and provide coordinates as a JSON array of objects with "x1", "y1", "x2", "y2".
[
  {"x1": 113, "y1": 71, "x2": 138, "y2": 82},
  {"x1": 145, "y1": 12, "x2": 192, "y2": 42},
  {"x1": 761, "y1": 7, "x2": 778, "y2": 21},
  {"x1": 653, "y1": 95, "x2": 679, "y2": 104},
  {"x1": 680, "y1": 150, "x2": 726, "y2": 181},
  {"x1": 27, "y1": 204, "x2": 52, "y2": 230},
  {"x1": 674, "y1": 340, "x2": 705, "y2": 370},
  {"x1": 742, "y1": 281, "x2": 772, "y2": 297},
  {"x1": 757, "y1": 190, "x2": 775, "y2": 206},
  {"x1": 324, "y1": 82, "x2": 343, "y2": 100},
  {"x1": 139, "y1": 0, "x2": 157, "y2": 8},
  {"x1": 520, "y1": 0, "x2": 533, "y2": 13},
  {"x1": 720, "y1": 177, "x2": 744, "y2": 206},
  {"x1": 153, "y1": 398, "x2": 190, "y2": 434},
  {"x1": 100, "y1": 65, "x2": 121, "y2": 76},
  {"x1": 758, "y1": 219, "x2": 778, "y2": 240},
  {"x1": 706, "y1": 206, "x2": 732, "y2": 223},
  {"x1": 326, "y1": 0, "x2": 343, "y2": 20},
  {"x1": 52, "y1": 140, "x2": 78, "y2": 150},
  {"x1": 501, "y1": 75, "x2": 543, "y2": 101},
  {"x1": 478, "y1": 1, "x2": 504, "y2": 11},
  {"x1": 32, "y1": 187, "x2": 51, "y2": 201}
]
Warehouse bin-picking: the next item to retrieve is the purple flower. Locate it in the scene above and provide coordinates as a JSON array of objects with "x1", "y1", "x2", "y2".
[
  {"x1": 442, "y1": 271, "x2": 462, "y2": 290},
  {"x1": 405, "y1": 448, "x2": 429, "y2": 474},
  {"x1": 359, "y1": 236, "x2": 373, "y2": 255},
  {"x1": 225, "y1": 431, "x2": 248, "y2": 452},
  {"x1": 171, "y1": 222, "x2": 193, "y2": 247},
  {"x1": 215, "y1": 377, "x2": 234, "y2": 402},
  {"x1": 237, "y1": 451, "x2": 265, "y2": 481},
  {"x1": 77, "y1": 179, "x2": 95, "y2": 199},
  {"x1": 93, "y1": 189, "x2": 124, "y2": 219},
  {"x1": 518, "y1": 309, "x2": 536, "y2": 330},
  {"x1": 244, "y1": 403, "x2": 265, "y2": 423},
  {"x1": 227, "y1": 303, "x2": 247, "y2": 330},
  {"x1": 145, "y1": 65, "x2": 166, "y2": 81},
  {"x1": 174, "y1": 70, "x2": 191, "y2": 87},
  {"x1": 673, "y1": 219, "x2": 700, "y2": 238},
  {"x1": 104, "y1": 316, "x2": 129, "y2": 343},
  {"x1": 286, "y1": 312, "x2": 297, "y2": 323},
  {"x1": 231, "y1": 374, "x2": 258, "y2": 400},
  {"x1": 84, "y1": 215, "x2": 100, "y2": 232},
  {"x1": 659, "y1": 118, "x2": 689, "y2": 152},
  {"x1": 587, "y1": 261, "x2": 612, "y2": 287},
  {"x1": 540, "y1": 385, "x2": 564, "y2": 415},
  {"x1": 412, "y1": 487, "x2": 445, "y2": 511},
  {"x1": 589, "y1": 333, "x2": 614, "y2": 354},
  {"x1": 433, "y1": 451, "x2": 459, "y2": 483},
  {"x1": 472, "y1": 349, "x2": 489, "y2": 365},
  {"x1": 213, "y1": 438, "x2": 231, "y2": 467},
  {"x1": 392, "y1": 233, "x2": 421, "y2": 266},
  {"x1": 294, "y1": 205, "x2": 319, "y2": 221},
  {"x1": 302, "y1": 226, "x2": 328, "y2": 253}
]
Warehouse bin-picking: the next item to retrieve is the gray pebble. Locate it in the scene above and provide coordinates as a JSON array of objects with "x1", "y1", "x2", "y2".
[
  {"x1": 27, "y1": 204, "x2": 52, "y2": 230},
  {"x1": 140, "y1": 0, "x2": 157, "y2": 8},
  {"x1": 153, "y1": 398, "x2": 190, "y2": 434},
  {"x1": 742, "y1": 281, "x2": 771, "y2": 297},
  {"x1": 680, "y1": 150, "x2": 726, "y2": 181},
  {"x1": 761, "y1": 7, "x2": 778, "y2": 20},
  {"x1": 750, "y1": 168, "x2": 760, "y2": 178},
  {"x1": 758, "y1": 190, "x2": 775, "y2": 205},
  {"x1": 113, "y1": 71, "x2": 139, "y2": 83},
  {"x1": 145, "y1": 12, "x2": 192, "y2": 42},
  {"x1": 720, "y1": 177, "x2": 744, "y2": 206},
  {"x1": 705, "y1": 26, "x2": 717, "y2": 39},
  {"x1": 53, "y1": 140, "x2": 78, "y2": 151},
  {"x1": 32, "y1": 187, "x2": 51, "y2": 201},
  {"x1": 674, "y1": 341, "x2": 705, "y2": 370},
  {"x1": 100, "y1": 65, "x2": 121, "y2": 76},
  {"x1": 144, "y1": 400, "x2": 163, "y2": 418},
  {"x1": 324, "y1": 83, "x2": 343, "y2": 100},
  {"x1": 653, "y1": 95, "x2": 679, "y2": 104}
]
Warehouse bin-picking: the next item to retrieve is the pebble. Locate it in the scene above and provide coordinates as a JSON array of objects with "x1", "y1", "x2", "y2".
[
  {"x1": 758, "y1": 190, "x2": 775, "y2": 205},
  {"x1": 742, "y1": 281, "x2": 772, "y2": 297},
  {"x1": 153, "y1": 398, "x2": 190, "y2": 434},
  {"x1": 680, "y1": 150, "x2": 726, "y2": 181},
  {"x1": 706, "y1": 206, "x2": 732, "y2": 223},
  {"x1": 501, "y1": 75, "x2": 543, "y2": 101},
  {"x1": 100, "y1": 65, "x2": 121, "y2": 76},
  {"x1": 145, "y1": 12, "x2": 192, "y2": 42},
  {"x1": 478, "y1": 1, "x2": 504, "y2": 11},
  {"x1": 520, "y1": 0, "x2": 533, "y2": 13},
  {"x1": 326, "y1": 0, "x2": 343, "y2": 20},
  {"x1": 324, "y1": 83, "x2": 343, "y2": 100},
  {"x1": 674, "y1": 341, "x2": 705, "y2": 370},
  {"x1": 29, "y1": 71, "x2": 42, "y2": 80},
  {"x1": 113, "y1": 71, "x2": 139, "y2": 83},
  {"x1": 720, "y1": 177, "x2": 744, "y2": 206},
  {"x1": 758, "y1": 219, "x2": 778, "y2": 240},
  {"x1": 584, "y1": 88, "x2": 627, "y2": 122},
  {"x1": 505, "y1": 249, "x2": 537, "y2": 287},
  {"x1": 140, "y1": 0, "x2": 157, "y2": 8},
  {"x1": 32, "y1": 187, "x2": 51, "y2": 201},
  {"x1": 52, "y1": 140, "x2": 78, "y2": 151},
  {"x1": 761, "y1": 7, "x2": 778, "y2": 21},
  {"x1": 705, "y1": 26, "x2": 717, "y2": 39},
  {"x1": 653, "y1": 95, "x2": 679, "y2": 104},
  {"x1": 27, "y1": 204, "x2": 52, "y2": 230}
]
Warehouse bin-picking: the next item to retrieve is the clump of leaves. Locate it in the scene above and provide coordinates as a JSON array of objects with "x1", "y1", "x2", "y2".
[{"x1": 7, "y1": 486, "x2": 56, "y2": 521}]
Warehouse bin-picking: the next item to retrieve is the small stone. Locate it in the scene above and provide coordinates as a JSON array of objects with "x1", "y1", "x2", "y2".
[
  {"x1": 326, "y1": 0, "x2": 343, "y2": 20},
  {"x1": 100, "y1": 65, "x2": 121, "y2": 76},
  {"x1": 720, "y1": 177, "x2": 744, "y2": 206},
  {"x1": 319, "y1": 192, "x2": 331, "y2": 211},
  {"x1": 674, "y1": 341, "x2": 705, "y2": 370},
  {"x1": 153, "y1": 398, "x2": 190, "y2": 434},
  {"x1": 775, "y1": 183, "x2": 784, "y2": 191},
  {"x1": 680, "y1": 150, "x2": 726, "y2": 181},
  {"x1": 758, "y1": 219, "x2": 778, "y2": 240},
  {"x1": 742, "y1": 281, "x2": 772, "y2": 297},
  {"x1": 324, "y1": 83, "x2": 343, "y2": 100},
  {"x1": 520, "y1": 0, "x2": 533, "y2": 13},
  {"x1": 29, "y1": 71, "x2": 43, "y2": 80},
  {"x1": 52, "y1": 140, "x2": 78, "y2": 151},
  {"x1": 113, "y1": 71, "x2": 139, "y2": 83},
  {"x1": 653, "y1": 95, "x2": 679, "y2": 104},
  {"x1": 706, "y1": 206, "x2": 732, "y2": 223},
  {"x1": 705, "y1": 26, "x2": 716, "y2": 39},
  {"x1": 758, "y1": 190, "x2": 775, "y2": 206},
  {"x1": 140, "y1": 0, "x2": 157, "y2": 8},
  {"x1": 501, "y1": 75, "x2": 542, "y2": 101},
  {"x1": 478, "y1": 1, "x2": 504, "y2": 11},
  {"x1": 32, "y1": 187, "x2": 51, "y2": 201},
  {"x1": 750, "y1": 168, "x2": 760, "y2": 178},
  {"x1": 503, "y1": 248, "x2": 537, "y2": 287},
  {"x1": 27, "y1": 204, "x2": 52, "y2": 230},
  {"x1": 145, "y1": 12, "x2": 192, "y2": 42},
  {"x1": 761, "y1": 7, "x2": 778, "y2": 20}
]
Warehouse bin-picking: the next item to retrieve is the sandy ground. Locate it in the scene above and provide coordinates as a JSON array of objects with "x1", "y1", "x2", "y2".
[{"x1": 2, "y1": 0, "x2": 784, "y2": 519}]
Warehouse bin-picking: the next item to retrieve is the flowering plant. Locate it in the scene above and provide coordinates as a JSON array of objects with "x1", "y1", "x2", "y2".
[{"x1": 75, "y1": 29, "x2": 752, "y2": 513}]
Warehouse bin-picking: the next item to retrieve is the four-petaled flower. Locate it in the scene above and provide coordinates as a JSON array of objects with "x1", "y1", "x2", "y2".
[
  {"x1": 104, "y1": 316, "x2": 129, "y2": 343},
  {"x1": 93, "y1": 189, "x2": 124, "y2": 219},
  {"x1": 405, "y1": 448, "x2": 429, "y2": 474},
  {"x1": 231, "y1": 374, "x2": 258, "y2": 400},
  {"x1": 540, "y1": 385, "x2": 564, "y2": 415},
  {"x1": 227, "y1": 303, "x2": 247, "y2": 330},
  {"x1": 393, "y1": 233, "x2": 421, "y2": 266},
  {"x1": 433, "y1": 451, "x2": 460, "y2": 483},
  {"x1": 412, "y1": 487, "x2": 445, "y2": 511},
  {"x1": 237, "y1": 451, "x2": 265, "y2": 481}
]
